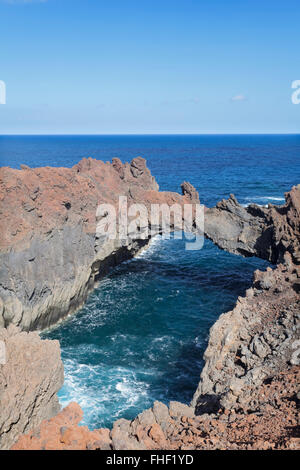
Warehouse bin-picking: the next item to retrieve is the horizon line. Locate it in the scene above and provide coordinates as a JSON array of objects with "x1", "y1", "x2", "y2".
[{"x1": 0, "y1": 132, "x2": 299, "y2": 137}]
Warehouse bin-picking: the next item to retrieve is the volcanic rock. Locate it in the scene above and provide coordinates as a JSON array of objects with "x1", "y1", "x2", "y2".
[{"x1": 0, "y1": 325, "x2": 63, "y2": 449}]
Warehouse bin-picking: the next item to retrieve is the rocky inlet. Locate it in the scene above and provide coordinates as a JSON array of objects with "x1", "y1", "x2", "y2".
[{"x1": 0, "y1": 158, "x2": 299, "y2": 450}]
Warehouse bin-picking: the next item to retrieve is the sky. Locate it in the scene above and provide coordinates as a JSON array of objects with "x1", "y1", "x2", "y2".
[{"x1": 0, "y1": 0, "x2": 299, "y2": 134}]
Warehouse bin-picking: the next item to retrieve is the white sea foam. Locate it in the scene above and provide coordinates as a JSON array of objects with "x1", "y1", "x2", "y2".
[
  {"x1": 241, "y1": 203, "x2": 268, "y2": 208},
  {"x1": 115, "y1": 376, "x2": 148, "y2": 403},
  {"x1": 241, "y1": 196, "x2": 285, "y2": 208},
  {"x1": 135, "y1": 234, "x2": 164, "y2": 259},
  {"x1": 194, "y1": 335, "x2": 205, "y2": 349},
  {"x1": 58, "y1": 354, "x2": 156, "y2": 428},
  {"x1": 245, "y1": 196, "x2": 285, "y2": 202}
]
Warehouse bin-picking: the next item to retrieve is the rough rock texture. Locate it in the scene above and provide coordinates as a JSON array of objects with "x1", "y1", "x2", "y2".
[
  {"x1": 204, "y1": 185, "x2": 300, "y2": 264},
  {"x1": 11, "y1": 184, "x2": 300, "y2": 451},
  {"x1": 0, "y1": 325, "x2": 63, "y2": 450},
  {"x1": 11, "y1": 403, "x2": 112, "y2": 451},
  {"x1": 192, "y1": 264, "x2": 300, "y2": 412},
  {"x1": 1, "y1": 158, "x2": 299, "y2": 450},
  {"x1": 0, "y1": 157, "x2": 195, "y2": 331},
  {"x1": 12, "y1": 367, "x2": 299, "y2": 450}
]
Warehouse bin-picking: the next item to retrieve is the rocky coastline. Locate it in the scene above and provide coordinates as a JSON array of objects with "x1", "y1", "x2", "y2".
[
  {"x1": 0, "y1": 157, "x2": 200, "y2": 332},
  {"x1": 0, "y1": 158, "x2": 299, "y2": 450}
]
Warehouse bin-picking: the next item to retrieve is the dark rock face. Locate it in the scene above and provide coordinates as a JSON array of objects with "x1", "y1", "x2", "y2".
[
  {"x1": 0, "y1": 325, "x2": 63, "y2": 450},
  {"x1": 191, "y1": 264, "x2": 300, "y2": 413},
  {"x1": 0, "y1": 157, "x2": 193, "y2": 331},
  {"x1": 1, "y1": 157, "x2": 299, "y2": 450},
  {"x1": 12, "y1": 369, "x2": 300, "y2": 450},
  {"x1": 204, "y1": 185, "x2": 300, "y2": 265},
  {"x1": 12, "y1": 264, "x2": 299, "y2": 450}
]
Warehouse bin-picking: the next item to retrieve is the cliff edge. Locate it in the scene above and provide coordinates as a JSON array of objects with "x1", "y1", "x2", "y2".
[
  {"x1": 0, "y1": 157, "x2": 194, "y2": 331},
  {"x1": 0, "y1": 158, "x2": 299, "y2": 450},
  {"x1": 0, "y1": 326, "x2": 63, "y2": 450}
]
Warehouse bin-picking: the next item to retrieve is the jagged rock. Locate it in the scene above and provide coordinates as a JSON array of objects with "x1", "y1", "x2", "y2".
[
  {"x1": 0, "y1": 158, "x2": 195, "y2": 331},
  {"x1": 204, "y1": 185, "x2": 300, "y2": 265},
  {"x1": 11, "y1": 403, "x2": 112, "y2": 450},
  {"x1": 12, "y1": 368, "x2": 300, "y2": 450},
  {"x1": 181, "y1": 181, "x2": 200, "y2": 203},
  {"x1": 111, "y1": 418, "x2": 144, "y2": 450},
  {"x1": 250, "y1": 335, "x2": 271, "y2": 359},
  {"x1": 0, "y1": 325, "x2": 64, "y2": 449},
  {"x1": 192, "y1": 264, "x2": 300, "y2": 414},
  {"x1": 130, "y1": 157, "x2": 146, "y2": 178},
  {"x1": 137, "y1": 408, "x2": 156, "y2": 427},
  {"x1": 1, "y1": 158, "x2": 299, "y2": 451},
  {"x1": 152, "y1": 401, "x2": 171, "y2": 431},
  {"x1": 169, "y1": 401, "x2": 195, "y2": 419},
  {"x1": 112, "y1": 157, "x2": 125, "y2": 179}
]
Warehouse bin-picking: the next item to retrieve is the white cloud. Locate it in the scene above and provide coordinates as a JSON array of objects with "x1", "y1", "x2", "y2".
[{"x1": 231, "y1": 94, "x2": 246, "y2": 102}]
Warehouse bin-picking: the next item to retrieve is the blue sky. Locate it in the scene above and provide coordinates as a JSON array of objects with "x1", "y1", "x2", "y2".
[{"x1": 0, "y1": 0, "x2": 299, "y2": 134}]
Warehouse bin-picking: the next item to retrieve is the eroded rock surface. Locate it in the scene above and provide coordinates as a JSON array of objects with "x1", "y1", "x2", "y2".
[
  {"x1": 12, "y1": 367, "x2": 299, "y2": 450},
  {"x1": 1, "y1": 158, "x2": 299, "y2": 450},
  {"x1": 204, "y1": 185, "x2": 300, "y2": 264},
  {"x1": 10, "y1": 196, "x2": 300, "y2": 450},
  {"x1": 0, "y1": 325, "x2": 63, "y2": 450},
  {"x1": 192, "y1": 264, "x2": 300, "y2": 413},
  {"x1": 0, "y1": 157, "x2": 195, "y2": 331}
]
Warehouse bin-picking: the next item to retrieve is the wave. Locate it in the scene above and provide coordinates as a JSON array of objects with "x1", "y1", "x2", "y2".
[
  {"x1": 58, "y1": 357, "x2": 155, "y2": 428},
  {"x1": 244, "y1": 196, "x2": 285, "y2": 202},
  {"x1": 241, "y1": 196, "x2": 285, "y2": 208},
  {"x1": 241, "y1": 203, "x2": 268, "y2": 208},
  {"x1": 134, "y1": 234, "x2": 164, "y2": 259}
]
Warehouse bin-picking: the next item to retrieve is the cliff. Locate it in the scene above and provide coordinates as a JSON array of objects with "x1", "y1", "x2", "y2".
[
  {"x1": 0, "y1": 325, "x2": 63, "y2": 450},
  {"x1": 12, "y1": 366, "x2": 299, "y2": 450},
  {"x1": 12, "y1": 268, "x2": 299, "y2": 450},
  {"x1": 1, "y1": 158, "x2": 299, "y2": 450},
  {"x1": 0, "y1": 157, "x2": 195, "y2": 331},
  {"x1": 204, "y1": 185, "x2": 300, "y2": 265},
  {"x1": 194, "y1": 185, "x2": 300, "y2": 413},
  {"x1": 192, "y1": 264, "x2": 300, "y2": 413}
]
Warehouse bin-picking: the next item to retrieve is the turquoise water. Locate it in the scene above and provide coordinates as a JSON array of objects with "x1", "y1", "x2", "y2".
[
  {"x1": 45, "y1": 237, "x2": 268, "y2": 429},
  {"x1": 1, "y1": 134, "x2": 299, "y2": 429}
]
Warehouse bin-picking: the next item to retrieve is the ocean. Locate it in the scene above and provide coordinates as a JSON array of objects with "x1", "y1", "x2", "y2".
[{"x1": 1, "y1": 134, "x2": 299, "y2": 429}]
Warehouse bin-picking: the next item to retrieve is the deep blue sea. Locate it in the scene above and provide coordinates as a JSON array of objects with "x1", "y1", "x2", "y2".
[{"x1": 1, "y1": 134, "x2": 299, "y2": 429}]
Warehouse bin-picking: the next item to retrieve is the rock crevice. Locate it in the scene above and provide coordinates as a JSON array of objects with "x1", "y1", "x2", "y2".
[
  {"x1": 0, "y1": 158, "x2": 299, "y2": 450},
  {"x1": 0, "y1": 157, "x2": 193, "y2": 331}
]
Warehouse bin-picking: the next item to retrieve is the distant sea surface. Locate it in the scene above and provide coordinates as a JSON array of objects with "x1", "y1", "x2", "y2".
[{"x1": 1, "y1": 134, "x2": 299, "y2": 429}]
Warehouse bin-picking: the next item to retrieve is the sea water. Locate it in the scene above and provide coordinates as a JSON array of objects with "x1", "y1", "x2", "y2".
[{"x1": 1, "y1": 134, "x2": 299, "y2": 428}]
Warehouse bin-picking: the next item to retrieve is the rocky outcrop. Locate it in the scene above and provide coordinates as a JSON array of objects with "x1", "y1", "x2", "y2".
[
  {"x1": 11, "y1": 403, "x2": 112, "y2": 451},
  {"x1": 1, "y1": 157, "x2": 299, "y2": 450},
  {"x1": 191, "y1": 185, "x2": 300, "y2": 423},
  {"x1": 1, "y1": 155, "x2": 298, "y2": 332},
  {"x1": 0, "y1": 157, "x2": 195, "y2": 331},
  {"x1": 0, "y1": 325, "x2": 63, "y2": 450},
  {"x1": 11, "y1": 263, "x2": 300, "y2": 451},
  {"x1": 12, "y1": 366, "x2": 299, "y2": 450},
  {"x1": 204, "y1": 185, "x2": 300, "y2": 264},
  {"x1": 192, "y1": 264, "x2": 300, "y2": 413}
]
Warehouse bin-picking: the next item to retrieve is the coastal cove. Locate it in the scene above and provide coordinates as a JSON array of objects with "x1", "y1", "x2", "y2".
[
  {"x1": 1, "y1": 0, "x2": 300, "y2": 452},
  {"x1": 1, "y1": 134, "x2": 299, "y2": 431},
  {"x1": 0, "y1": 134, "x2": 299, "y2": 450},
  {"x1": 43, "y1": 236, "x2": 269, "y2": 429}
]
